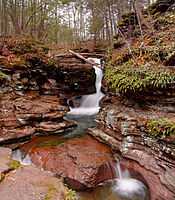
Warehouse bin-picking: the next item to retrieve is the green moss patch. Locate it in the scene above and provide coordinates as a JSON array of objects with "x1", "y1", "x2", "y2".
[
  {"x1": 8, "y1": 160, "x2": 21, "y2": 170},
  {"x1": 105, "y1": 63, "x2": 175, "y2": 95},
  {"x1": 44, "y1": 185, "x2": 57, "y2": 200},
  {"x1": 37, "y1": 140, "x2": 65, "y2": 148},
  {"x1": 146, "y1": 118, "x2": 175, "y2": 138},
  {"x1": 0, "y1": 71, "x2": 9, "y2": 80},
  {"x1": 65, "y1": 188, "x2": 77, "y2": 200}
]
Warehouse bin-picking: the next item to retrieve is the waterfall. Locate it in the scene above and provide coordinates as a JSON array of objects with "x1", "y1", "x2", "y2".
[
  {"x1": 113, "y1": 162, "x2": 148, "y2": 200},
  {"x1": 68, "y1": 58, "x2": 104, "y2": 116},
  {"x1": 12, "y1": 149, "x2": 32, "y2": 165}
]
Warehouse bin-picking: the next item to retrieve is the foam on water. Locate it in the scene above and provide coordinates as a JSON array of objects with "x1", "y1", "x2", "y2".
[
  {"x1": 113, "y1": 163, "x2": 147, "y2": 200},
  {"x1": 113, "y1": 178, "x2": 147, "y2": 200},
  {"x1": 68, "y1": 58, "x2": 104, "y2": 116}
]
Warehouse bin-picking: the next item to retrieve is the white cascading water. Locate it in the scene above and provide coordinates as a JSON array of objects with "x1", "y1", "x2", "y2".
[
  {"x1": 12, "y1": 149, "x2": 32, "y2": 165},
  {"x1": 68, "y1": 58, "x2": 104, "y2": 116},
  {"x1": 113, "y1": 163, "x2": 147, "y2": 200}
]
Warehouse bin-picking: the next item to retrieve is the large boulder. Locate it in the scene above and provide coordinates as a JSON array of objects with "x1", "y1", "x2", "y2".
[{"x1": 21, "y1": 135, "x2": 116, "y2": 190}]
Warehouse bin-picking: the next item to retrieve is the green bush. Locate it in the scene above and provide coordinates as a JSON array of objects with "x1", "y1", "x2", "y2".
[{"x1": 146, "y1": 118, "x2": 175, "y2": 138}]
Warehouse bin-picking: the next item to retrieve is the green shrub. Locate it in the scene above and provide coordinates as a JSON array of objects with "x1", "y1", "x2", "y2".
[{"x1": 146, "y1": 118, "x2": 175, "y2": 138}]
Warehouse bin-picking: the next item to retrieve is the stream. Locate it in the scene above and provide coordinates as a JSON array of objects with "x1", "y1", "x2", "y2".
[{"x1": 12, "y1": 58, "x2": 149, "y2": 200}]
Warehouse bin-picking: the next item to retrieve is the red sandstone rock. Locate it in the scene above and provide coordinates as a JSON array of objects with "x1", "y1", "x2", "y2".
[
  {"x1": 23, "y1": 135, "x2": 116, "y2": 190},
  {"x1": 0, "y1": 92, "x2": 74, "y2": 145},
  {"x1": 0, "y1": 165, "x2": 66, "y2": 200}
]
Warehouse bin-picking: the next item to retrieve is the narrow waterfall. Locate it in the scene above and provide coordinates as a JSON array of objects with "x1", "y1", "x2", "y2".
[
  {"x1": 113, "y1": 163, "x2": 148, "y2": 200},
  {"x1": 68, "y1": 58, "x2": 104, "y2": 116},
  {"x1": 12, "y1": 149, "x2": 32, "y2": 165}
]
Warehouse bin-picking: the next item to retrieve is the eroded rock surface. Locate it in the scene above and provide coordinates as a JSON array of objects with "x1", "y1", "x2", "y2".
[{"x1": 21, "y1": 135, "x2": 115, "y2": 190}]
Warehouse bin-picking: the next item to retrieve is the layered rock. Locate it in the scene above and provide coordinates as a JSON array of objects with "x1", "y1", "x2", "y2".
[
  {"x1": 88, "y1": 96, "x2": 175, "y2": 200},
  {"x1": 21, "y1": 135, "x2": 116, "y2": 190},
  {"x1": 0, "y1": 92, "x2": 76, "y2": 146},
  {"x1": 54, "y1": 54, "x2": 96, "y2": 96}
]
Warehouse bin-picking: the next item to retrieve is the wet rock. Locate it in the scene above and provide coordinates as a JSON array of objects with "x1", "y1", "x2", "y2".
[
  {"x1": 0, "y1": 165, "x2": 66, "y2": 200},
  {"x1": 23, "y1": 135, "x2": 115, "y2": 190}
]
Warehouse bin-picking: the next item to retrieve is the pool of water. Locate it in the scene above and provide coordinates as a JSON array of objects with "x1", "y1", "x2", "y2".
[{"x1": 78, "y1": 179, "x2": 149, "y2": 200}]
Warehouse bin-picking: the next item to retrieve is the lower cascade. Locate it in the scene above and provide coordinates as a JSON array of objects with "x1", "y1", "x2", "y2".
[
  {"x1": 12, "y1": 149, "x2": 32, "y2": 165},
  {"x1": 68, "y1": 58, "x2": 104, "y2": 116},
  {"x1": 112, "y1": 163, "x2": 148, "y2": 200}
]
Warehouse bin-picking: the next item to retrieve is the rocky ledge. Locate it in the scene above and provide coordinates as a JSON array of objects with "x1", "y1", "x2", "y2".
[
  {"x1": 88, "y1": 95, "x2": 175, "y2": 200},
  {"x1": 0, "y1": 91, "x2": 76, "y2": 147},
  {"x1": 0, "y1": 147, "x2": 67, "y2": 200}
]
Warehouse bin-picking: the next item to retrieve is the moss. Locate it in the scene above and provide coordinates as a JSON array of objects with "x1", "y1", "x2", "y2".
[
  {"x1": 105, "y1": 63, "x2": 175, "y2": 96},
  {"x1": 37, "y1": 140, "x2": 65, "y2": 148},
  {"x1": 44, "y1": 186, "x2": 57, "y2": 200},
  {"x1": 65, "y1": 188, "x2": 77, "y2": 200},
  {"x1": 8, "y1": 160, "x2": 21, "y2": 170},
  {"x1": 0, "y1": 71, "x2": 9, "y2": 80},
  {"x1": 146, "y1": 118, "x2": 175, "y2": 138}
]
